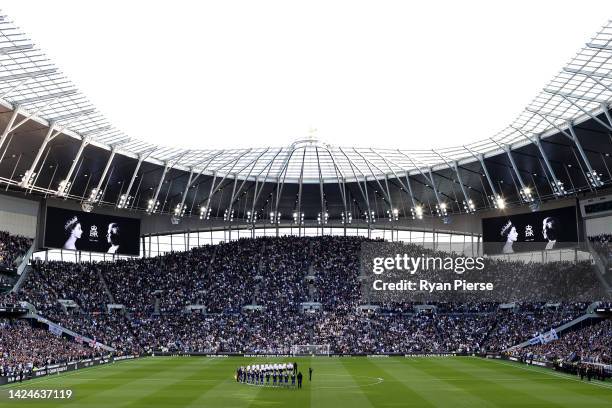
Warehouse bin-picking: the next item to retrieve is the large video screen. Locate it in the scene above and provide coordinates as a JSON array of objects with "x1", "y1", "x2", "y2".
[
  {"x1": 482, "y1": 206, "x2": 578, "y2": 254},
  {"x1": 44, "y1": 206, "x2": 140, "y2": 255}
]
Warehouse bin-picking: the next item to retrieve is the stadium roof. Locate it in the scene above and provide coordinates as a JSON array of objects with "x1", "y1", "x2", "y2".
[
  {"x1": 0, "y1": 12, "x2": 610, "y2": 221},
  {"x1": 1, "y1": 14, "x2": 612, "y2": 184}
]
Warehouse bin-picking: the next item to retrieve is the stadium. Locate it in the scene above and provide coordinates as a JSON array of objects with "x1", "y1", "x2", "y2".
[{"x1": 0, "y1": 3, "x2": 612, "y2": 407}]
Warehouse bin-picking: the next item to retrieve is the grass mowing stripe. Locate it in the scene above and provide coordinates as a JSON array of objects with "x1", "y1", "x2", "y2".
[
  {"x1": 3, "y1": 356, "x2": 611, "y2": 407},
  {"x1": 480, "y1": 357, "x2": 612, "y2": 391},
  {"x1": 352, "y1": 357, "x2": 435, "y2": 408},
  {"x1": 119, "y1": 357, "x2": 223, "y2": 408},
  {"x1": 397, "y1": 358, "x2": 497, "y2": 408},
  {"x1": 431, "y1": 357, "x2": 576, "y2": 407},
  {"x1": 183, "y1": 358, "x2": 264, "y2": 408},
  {"x1": 58, "y1": 357, "x2": 210, "y2": 408},
  {"x1": 461, "y1": 357, "x2": 612, "y2": 406},
  {"x1": 310, "y1": 358, "x2": 375, "y2": 408}
]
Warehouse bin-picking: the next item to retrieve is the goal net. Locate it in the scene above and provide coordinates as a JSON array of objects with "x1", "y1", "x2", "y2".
[{"x1": 291, "y1": 344, "x2": 330, "y2": 356}]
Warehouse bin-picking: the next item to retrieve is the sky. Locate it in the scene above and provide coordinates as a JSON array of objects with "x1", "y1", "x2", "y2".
[{"x1": 2, "y1": 1, "x2": 612, "y2": 150}]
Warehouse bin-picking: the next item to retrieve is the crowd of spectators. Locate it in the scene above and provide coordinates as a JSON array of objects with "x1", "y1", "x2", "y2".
[
  {"x1": 0, "y1": 318, "x2": 102, "y2": 377},
  {"x1": 0, "y1": 230, "x2": 31, "y2": 269},
  {"x1": 521, "y1": 319, "x2": 612, "y2": 364},
  {"x1": 0, "y1": 235, "x2": 609, "y2": 362},
  {"x1": 589, "y1": 233, "x2": 612, "y2": 265}
]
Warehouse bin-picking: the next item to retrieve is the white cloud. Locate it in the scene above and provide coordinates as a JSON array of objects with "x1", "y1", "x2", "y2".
[{"x1": 3, "y1": 0, "x2": 611, "y2": 150}]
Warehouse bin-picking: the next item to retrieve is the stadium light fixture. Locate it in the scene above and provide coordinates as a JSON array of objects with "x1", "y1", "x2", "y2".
[
  {"x1": 317, "y1": 212, "x2": 329, "y2": 225},
  {"x1": 411, "y1": 205, "x2": 423, "y2": 220},
  {"x1": 519, "y1": 187, "x2": 534, "y2": 202},
  {"x1": 146, "y1": 199, "x2": 160, "y2": 214},
  {"x1": 116, "y1": 194, "x2": 132, "y2": 209},
  {"x1": 246, "y1": 210, "x2": 257, "y2": 223},
  {"x1": 462, "y1": 199, "x2": 476, "y2": 213},
  {"x1": 200, "y1": 205, "x2": 211, "y2": 220},
  {"x1": 435, "y1": 203, "x2": 448, "y2": 217},
  {"x1": 269, "y1": 211, "x2": 281, "y2": 224},
  {"x1": 586, "y1": 170, "x2": 603, "y2": 188},
  {"x1": 88, "y1": 187, "x2": 103, "y2": 203},
  {"x1": 387, "y1": 208, "x2": 399, "y2": 222},
  {"x1": 18, "y1": 170, "x2": 36, "y2": 188},
  {"x1": 492, "y1": 195, "x2": 506, "y2": 209},
  {"x1": 364, "y1": 211, "x2": 376, "y2": 223},
  {"x1": 341, "y1": 211, "x2": 352, "y2": 224},
  {"x1": 173, "y1": 203, "x2": 186, "y2": 217},
  {"x1": 551, "y1": 180, "x2": 566, "y2": 196},
  {"x1": 56, "y1": 179, "x2": 72, "y2": 197},
  {"x1": 293, "y1": 211, "x2": 304, "y2": 225},
  {"x1": 223, "y1": 209, "x2": 234, "y2": 222}
]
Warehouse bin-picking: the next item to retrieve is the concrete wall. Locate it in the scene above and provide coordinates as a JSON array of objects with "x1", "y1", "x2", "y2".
[{"x1": 0, "y1": 193, "x2": 39, "y2": 237}]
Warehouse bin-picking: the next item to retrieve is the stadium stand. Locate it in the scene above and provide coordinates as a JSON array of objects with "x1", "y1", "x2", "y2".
[
  {"x1": 0, "y1": 231, "x2": 32, "y2": 270},
  {"x1": 2, "y1": 236, "x2": 607, "y2": 365}
]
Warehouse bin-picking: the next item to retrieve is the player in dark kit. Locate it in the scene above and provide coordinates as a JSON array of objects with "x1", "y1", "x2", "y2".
[
  {"x1": 309, "y1": 367, "x2": 313, "y2": 381},
  {"x1": 291, "y1": 372, "x2": 296, "y2": 387},
  {"x1": 297, "y1": 371, "x2": 303, "y2": 389}
]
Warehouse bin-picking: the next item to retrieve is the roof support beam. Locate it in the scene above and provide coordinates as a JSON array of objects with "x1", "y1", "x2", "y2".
[
  {"x1": 545, "y1": 89, "x2": 612, "y2": 131},
  {"x1": 501, "y1": 145, "x2": 526, "y2": 190},
  {"x1": 586, "y1": 42, "x2": 612, "y2": 51},
  {"x1": 464, "y1": 146, "x2": 503, "y2": 208},
  {"x1": 352, "y1": 149, "x2": 393, "y2": 209},
  {"x1": 117, "y1": 154, "x2": 147, "y2": 208},
  {"x1": 0, "y1": 106, "x2": 21, "y2": 162},
  {"x1": 88, "y1": 147, "x2": 117, "y2": 203},
  {"x1": 511, "y1": 125, "x2": 566, "y2": 196},
  {"x1": 12, "y1": 90, "x2": 77, "y2": 106},
  {"x1": 432, "y1": 149, "x2": 475, "y2": 213},
  {"x1": 147, "y1": 162, "x2": 170, "y2": 214},
  {"x1": 315, "y1": 147, "x2": 327, "y2": 225},
  {"x1": 18, "y1": 122, "x2": 57, "y2": 188},
  {"x1": 296, "y1": 148, "x2": 306, "y2": 227},
  {"x1": 602, "y1": 102, "x2": 612, "y2": 128},
  {"x1": 339, "y1": 148, "x2": 372, "y2": 225},
  {"x1": 226, "y1": 149, "x2": 269, "y2": 214},
  {"x1": 56, "y1": 136, "x2": 90, "y2": 197},
  {"x1": 249, "y1": 149, "x2": 284, "y2": 221},
  {"x1": 567, "y1": 121, "x2": 603, "y2": 187},
  {"x1": 271, "y1": 149, "x2": 298, "y2": 225},
  {"x1": 403, "y1": 154, "x2": 444, "y2": 212},
  {"x1": 427, "y1": 168, "x2": 443, "y2": 208},
  {"x1": 563, "y1": 67, "x2": 612, "y2": 94}
]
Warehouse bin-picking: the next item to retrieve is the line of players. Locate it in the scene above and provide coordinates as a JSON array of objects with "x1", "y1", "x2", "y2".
[{"x1": 236, "y1": 362, "x2": 303, "y2": 388}]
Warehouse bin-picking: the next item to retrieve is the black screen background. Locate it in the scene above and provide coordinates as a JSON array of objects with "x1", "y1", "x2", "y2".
[
  {"x1": 44, "y1": 206, "x2": 141, "y2": 255},
  {"x1": 481, "y1": 206, "x2": 578, "y2": 254}
]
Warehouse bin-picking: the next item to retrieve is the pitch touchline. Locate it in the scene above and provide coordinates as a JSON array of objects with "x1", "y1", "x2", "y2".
[{"x1": 480, "y1": 358, "x2": 612, "y2": 391}]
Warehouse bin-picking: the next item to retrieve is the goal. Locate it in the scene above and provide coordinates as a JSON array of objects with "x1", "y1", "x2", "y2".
[{"x1": 291, "y1": 344, "x2": 331, "y2": 356}]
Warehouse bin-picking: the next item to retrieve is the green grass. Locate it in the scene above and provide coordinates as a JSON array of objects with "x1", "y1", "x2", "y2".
[{"x1": 1, "y1": 356, "x2": 611, "y2": 407}]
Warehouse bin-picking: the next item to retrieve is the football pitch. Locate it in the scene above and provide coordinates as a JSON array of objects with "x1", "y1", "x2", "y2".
[{"x1": 1, "y1": 356, "x2": 611, "y2": 407}]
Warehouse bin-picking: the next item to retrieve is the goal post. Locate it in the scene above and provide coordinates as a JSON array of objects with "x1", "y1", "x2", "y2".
[{"x1": 291, "y1": 344, "x2": 330, "y2": 356}]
